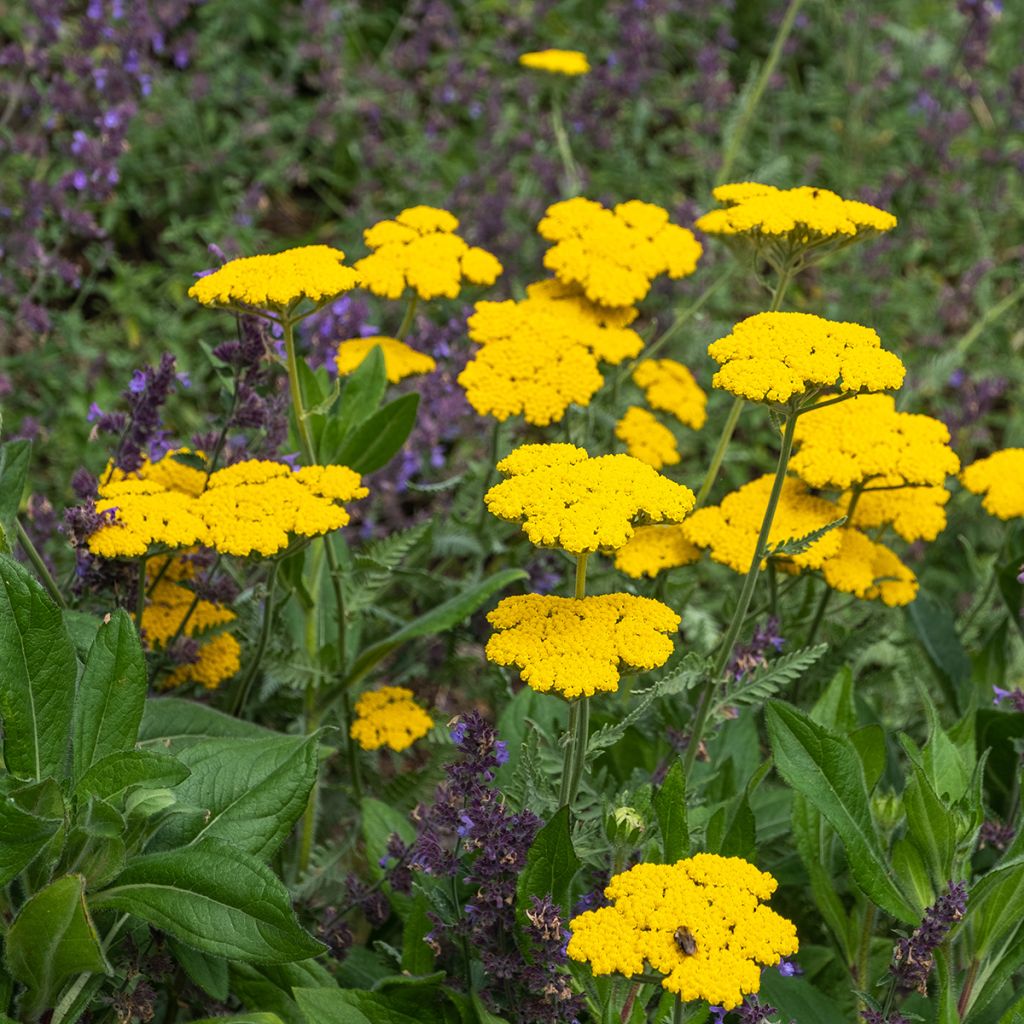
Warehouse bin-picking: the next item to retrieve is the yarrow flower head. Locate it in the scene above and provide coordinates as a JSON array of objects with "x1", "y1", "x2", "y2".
[
  {"x1": 613, "y1": 525, "x2": 702, "y2": 579},
  {"x1": 486, "y1": 593, "x2": 680, "y2": 698},
  {"x1": 350, "y1": 686, "x2": 433, "y2": 752},
  {"x1": 538, "y1": 197, "x2": 702, "y2": 307},
  {"x1": 187, "y1": 245, "x2": 360, "y2": 312},
  {"x1": 961, "y1": 449, "x2": 1024, "y2": 520},
  {"x1": 485, "y1": 443, "x2": 695, "y2": 554},
  {"x1": 844, "y1": 486, "x2": 952, "y2": 543},
  {"x1": 518, "y1": 49, "x2": 590, "y2": 76},
  {"x1": 334, "y1": 335, "x2": 437, "y2": 383},
  {"x1": 355, "y1": 205, "x2": 503, "y2": 301},
  {"x1": 707, "y1": 312, "x2": 906, "y2": 405},
  {"x1": 819, "y1": 528, "x2": 919, "y2": 607},
  {"x1": 632, "y1": 358, "x2": 708, "y2": 430},
  {"x1": 567, "y1": 854, "x2": 798, "y2": 1010}
]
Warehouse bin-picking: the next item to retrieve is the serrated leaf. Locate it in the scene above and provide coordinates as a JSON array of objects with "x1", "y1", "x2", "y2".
[
  {"x1": 711, "y1": 644, "x2": 827, "y2": 717},
  {"x1": 768, "y1": 516, "x2": 846, "y2": 557}
]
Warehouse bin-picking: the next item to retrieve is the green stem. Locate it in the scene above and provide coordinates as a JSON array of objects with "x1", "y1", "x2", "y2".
[
  {"x1": 672, "y1": 996, "x2": 684, "y2": 1024},
  {"x1": 806, "y1": 483, "x2": 863, "y2": 646},
  {"x1": 135, "y1": 555, "x2": 148, "y2": 628},
  {"x1": 854, "y1": 902, "x2": 878, "y2": 1004},
  {"x1": 957, "y1": 957, "x2": 980, "y2": 1019},
  {"x1": 343, "y1": 689, "x2": 364, "y2": 802},
  {"x1": 550, "y1": 91, "x2": 581, "y2": 196},
  {"x1": 15, "y1": 519, "x2": 66, "y2": 608},
  {"x1": 683, "y1": 405, "x2": 800, "y2": 776},
  {"x1": 396, "y1": 292, "x2": 419, "y2": 341},
  {"x1": 229, "y1": 561, "x2": 279, "y2": 716},
  {"x1": 716, "y1": 0, "x2": 806, "y2": 185},
  {"x1": 693, "y1": 395, "x2": 744, "y2": 510},
  {"x1": 558, "y1": 553, "x2": 590, "y2": 809},
  {"x1": 283, "y1": 313, "x2": 317, "y2": 464}
]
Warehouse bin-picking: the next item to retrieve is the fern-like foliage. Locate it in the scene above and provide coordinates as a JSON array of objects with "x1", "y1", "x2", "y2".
[
  {"x1": 710, "y1": 643, "x2": 828, "y2": 718},
  {"x1": 768, "y1": 517, "x2": 846, "y2": 558}
]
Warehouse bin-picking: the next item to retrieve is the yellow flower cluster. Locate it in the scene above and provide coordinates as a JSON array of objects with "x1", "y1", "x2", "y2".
[
  {"x1": 615, "y1": 407, "x2": 680, "y2": 470},
  {"x1": 820, "y1": 529, "x2": 918, "y2": 606},
  {"x1": 142, "y1": 556, "x2": 241, "y2": 690},
  {"x1": 696, "y1": 183, "x2": 897, "y2": 241},
  {"x1": 518, "y1": 48, "x2": 590, "y2": 75},
  {"x1": 105, "y1": 450, "x2": 207, "y2": 497},
  {"x1": 683, "y1": 476, "x2": 843, "y2": 573},
  {"x1": 334, "y1": 335, "x2": 437, "y2": 383},
  {"x1": 613, "y1": 526, "x2": 701, "y2": 579},
  {"x1": 355, "y1": 205, "x2": 503, "y2": 301},
  {"x1": 486, "y1": 593, "x2": 680, "y2": 698},
  {"x1": 567, "y1": 854, "x2": 799, "y2": 1010},
  {"x1": 633, "y1": 359, "x2": 708, "y2": 430},
  {"x1": 485, "y1": 443, "x2": 695, "y2": 554},
  {"x1": 961, "y1": 449, "x2": 1024, "y2": 520},
  {"x1": 790, "y1": 395, "x2": 959, "y2": 490},
  {"x1": 849, "y1": 486, "x2": 951, "y2": 543},
  {"x1": 458, "y1": 282, "x2": 644, "y2": 425},
  {"x1": 349, "y1": 686, "x2": 433, "y2": 752},
  {"x1": 89, "y1": 456, "x2": 368, "y2": 558},
  {"x1": 707, "y1": 312, "x2": 906, "y2": 404},
  {"x1": 188, "y1": 245, "x2": 360, "y2": 311},
  {"x1": 538, "y1": 198, "x2": 703, "y2": 307}
]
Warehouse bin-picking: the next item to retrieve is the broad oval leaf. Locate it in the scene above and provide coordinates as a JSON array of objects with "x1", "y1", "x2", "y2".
[
  {"x1": 515, "y1": 805, "x2": 580, "y2": 929},
  {"x1": 138, "y1": 698, "x2": 274, "y2": 752},
  {"x1": 336, "y1": 392, "x2": 420, "y2": 475},
  {"x1": 76, "y1": 750, "x2": 191, "y2": 802}
]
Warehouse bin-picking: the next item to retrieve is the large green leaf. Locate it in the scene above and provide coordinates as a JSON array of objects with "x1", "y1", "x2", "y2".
[
  {"x1": 654, "y1": 760, "x2": 689, "y2": 862},
  {"x1": 4, "y1": 874, "x2": 110, "y2": 1013},
  {"x1": 336, "y1": 393, "x2": 420, "y2": 475},
  {"x1": 137, "y1": 698, "x2": 274, "y2": 751},
  {"x1": 766, "y1": 701, "x2": 916, "y2": 923},
  {"x1": 154, "y1": 736, "x2": 319, "y2": 860},
  {"x1": 326, "y1": 345, "x2": 388, "y2": 454},
  {"x1": 294, "y1": 984, "x2": 461, "y2": 1024},
  {"x1": 75, "y1": 750, "x2": 190, "y2": 802},
  {"x1": 0, "y1": 555, "x2": 77, "y2": 780},
  {"x1": 516, "y1": 806, "x2": 580, "y2": 929},
  {"x1": 0, "y1": 796, "x2": 62, "y2": 885},
  {"x1": 0, "y1": 440, "x2": 31, "y2": 548},
  {"x1": 230, "y1": 961, "x2": 338, "y2": 1024},
  {"x1": 90, "y1": 839, "x2": 325, "y2": 964},
  {"x1": 903, "y1": 760, "x2": 955, "y2": 889},
  {"x1": 72, "y1": 608, "x2": 148, "y2": 782},
  {"x1": 967, "y1": 850, "x2": 1024, "y2": 957}
]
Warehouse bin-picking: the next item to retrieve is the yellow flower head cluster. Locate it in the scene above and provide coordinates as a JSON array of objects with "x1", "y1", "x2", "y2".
[
  {"x1": 820, "y1": 529, "x2": 918, "y2": 606},
  {"x1": 485, "y1": 443, "x2": 696, "y2": 554},
  {"x1": 89, "y1": 456, "x2": 368, "y2": 559},
  {"x1": 615, "y1": 407, "x2": 680, "y2": 470},
  {"x1": 707, "y1": 312, "x2": 906, "y2": 405},
  {"x1": 334, "y1": 335, "x2": 437, "y2": 383},
  {"x1": 614, "y1": 526, "x2": 701, "y2": 579},
  {"x1": 486, "y1": 593, "x2": 679, "y2": 698},
  {"x1": 633, "y1": 359, "x2": 708, "y2": 430},
  {"x1": 142, "y1": 556, "x2": 241, "y2": 690},
  {"x1": 696, "y1": 183, "x2": 897, "y2": 242},
  {"x1": 518, "y1": 49, "x2": 590, "y2": 76},
  {"x1": 538, "y1": 198, "x2": 703, "y2": 307},
  {"x1": 683, "y1": 476, "x2": 843, "y2": 573},
  {"x1": 188, "y1": 245, "x2": 360, "y2": 312},
  {"x1": 567, "y1": 854, "x2": 799, "y2": 1009},
  {"x1": 104, "y1": 449, "x2": 207, "y2": 497},
  {"x1": 350, "y1": 686, "x2": 433, "y2": 752},
  {"x1": 355, "y1": 206, "x2": 503, "y2": 301},
  {"x1": 961, "y1": 449, "x2": 1024, "y2": 520},
  {"x1": 458, "y1": 283, "x2": 644, "y2": 425},
  {"x1": 849, "y1": 486, "x2": 951, "y2": 543},
  {"x1": 790, "y1": 395, "x2": 959, "y2": 490}
]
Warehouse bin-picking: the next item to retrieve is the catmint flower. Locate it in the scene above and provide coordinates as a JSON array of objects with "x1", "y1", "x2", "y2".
[
  {"x1": 727, "y1": 617, "x2": 784, "y2": 681},
  {"x1": 892, "y1": 881, "x2": 968, "y2": 994}
]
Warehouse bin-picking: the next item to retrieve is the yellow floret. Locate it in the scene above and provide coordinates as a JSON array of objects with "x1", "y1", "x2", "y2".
[
  {"x1": 850, "y1": 485, "x2": 951, "y2": 543},
  {"x1": 188, "y1": 245, "x2": 360, "y2": 311},
  {"x1": 961, "y1": 449, "x2": 1024, "y2": 520},
  {"x1": 486, "y1": 593, "x2": 680, "y2": 698},
  {"x1": 518, "y1": 48, "x2": 590, "y2": 76},
  {"x1": 613, "y1": 525, "x2": 702, "y2": 579},
  {"x1": 350, "y1": 686, "x2": 433, "y2": 751},
  {"x1": 632, "y1": 359, "x2": 708, "y2": 430},
  {"x1": 334, "y1": 335, "x2": 437, "y2": 383},
  {"x1": 615, "y1": 407, "x2": 680, "y2": 469},
  {"x1": 819, "y1": 528, "x2": 919, "y2": 606},
  {"x1": 486, "y1": 443, "x2": 695, "y2": 554}
]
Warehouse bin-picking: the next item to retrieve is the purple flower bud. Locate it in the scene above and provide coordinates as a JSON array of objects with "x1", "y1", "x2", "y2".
[{"x1": 494, "y1": 740, "x2": 509, "y2": 765}]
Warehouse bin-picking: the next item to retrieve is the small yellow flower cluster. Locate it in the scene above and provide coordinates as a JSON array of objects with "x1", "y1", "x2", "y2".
[
  {"x1": 518, "y1": 48, "x2": 590, "y2": 76},
  {"x1": 567, "y1": 853, "x2": 799, "y2": 1010},
  {"x1": 486, "y1": 594, "x2": 680, "y2": 698},
  {"x1": 849, "y1": 486, "x2": 951, "y2": 543},
  {"x1": 458, "y1": 282, "x2": 644, "y2": 425},
  {"x1": 683, "y1": 476, "x2": 844, "y2": 574},
  {"x1": 633, "y1": 358, "x2": 708, "y2": 430},
  {"x1": 696, "y1": 183, "x2": 897, "y2": 241},
  {"x1": 961, "y1": 449, "x2": 1024, "y2": 520},
  {"x1": 538, "y1": 197, "x2": 702, "y2": 307},
  {"x1": 615, "y1": 407, "x2": 680, "y2": 470},
  {"x1": 188, "y1": 245, "x2": 360, "y2": 312},
  {"x1": 143, "y1": 556, "x2": 241, "y2": 690},
  {"x1": 349, "y1": 686, "x2": 433, "y2": 752},
  {"x1": 105, "y1": 450, "x2": 207, "y2": 497},
  {"x1": 613, "y1": 525, "x2": 701, "y2": 579},
  {"x1": 355, "y1": 205, "x2": 503, "y2": 301},
  {"x1": 790, "y1": 395, "x2": 960, "y2": 490},
  {"x1": 707, "y1": 312, "x2": 906, "y2": 404},
  {"x1": 334, "y1": 335, "x2": 437, "y2": 383},
  {"x1": 89, "y1": 455, "x2": 368, "y2": 558},
  {"x1": 820, "y1": 529, "x2": 919, "y2": 606},
  {"x1": 485, "y1": 443, "x2": 695, "y2": 554}
]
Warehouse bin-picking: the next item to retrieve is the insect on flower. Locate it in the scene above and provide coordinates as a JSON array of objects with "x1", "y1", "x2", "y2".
[{"x1": 674, "y1": 926, "x2": 697, "y2": 955}]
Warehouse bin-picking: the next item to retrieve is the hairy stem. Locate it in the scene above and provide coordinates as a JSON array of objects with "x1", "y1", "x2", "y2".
[{"x1": 15, "y1": 519, "x2": 66, "y2": 608}]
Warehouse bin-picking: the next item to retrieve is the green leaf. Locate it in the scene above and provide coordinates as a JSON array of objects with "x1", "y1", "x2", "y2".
[
  {"x1": 810, "y1": 666, "x2": 857, "y2": 733},
  {"x1": 4, "y1": 874, "x2": 110, "y2": 1013},
  {"x1": 0, "y1": 555, "x2": 77, "y2": 780},
  {"x1": 155, "y1": 736, "x2": 319, "y2": 860},
  {"x1": 75, "y1": 750, "x2": 190, "y2": 802},
  {"x1": 766, "y1": 701, "x2": 916, "y2": 923},
  {"x1": 294, "y1": 984, "x2": 460, "y2": 1024},
  {"x1": 891, "y1": 836, "x2": 933, "y2": 912},
  {"x1": 401, "y1": 893, "x2": 435, "y2": 976},
  {"x1": 334, "y1": 345, "x2": 388, "y2": 442},
  {"x1": 907, "y1": 591, "x2": 971, "y2": 713},
  {"x1": 90, "y1": 839, "x2": 325, "y2": 964},
  {"x1": 63, "y1": 610, "x2": 103, "y2": 661},
  {"x1": 336, "y1": 393, "x2": 420, "y2": 475},
  {"x1": 137, "y1": 698, "x2": 274, "y2": 752},
  {"x1": 903, "y1": 761, "x2": 955, "y2": 889},
  {"x1": 967, "y1": 851, "x2": 1024, "y2": 957},
  {"x1": 768, "y1": 516, "x2": 846, "y2": 557},
  {"x1": 230, "y1": 961, "x2": 338, "y2": 1024},
  {"x1": 0, "y1": 440, "x2": 31, "y2": 549},
  {"x1": 516, "y1": 806, "x2": 580, "y2": 927},
  {"x1": 849, "y1": 724, "x2": 886, "y2": 792},
  {"x1": 0, "y1": 795, "x2": 62, "y2": 885},
  {"x1": 72, "y1": 608, "x2": 148, "y2": 782},
  {"x1": 709, "y1": 644, "x2": 827, "y2": 717},
  {"x1": 654, "y1": 761, "x2": 689, "y2": 861},
  {"x1": 188, "y1": 1016, "x2": 287, "y2": 1024},
  {"x1": 362, "y1": 797, "x2": 416, "y2": 883},
  {"x1": 998, "y1": 987, "x2": 1024, "y2": 1024},
  {"x1": 169, "y1": 937, "x2": 230, "y2": 1001}
]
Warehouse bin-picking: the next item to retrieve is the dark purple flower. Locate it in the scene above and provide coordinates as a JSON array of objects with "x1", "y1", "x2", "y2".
[{"x1": 892, "y1": 881, "x2": 968, "y2": 994}]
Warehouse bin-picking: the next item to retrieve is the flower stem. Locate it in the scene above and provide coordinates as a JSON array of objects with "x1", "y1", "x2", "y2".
[
  {"x1": 693, "y1": 395, "x2": 744, "y2": 510},
  {"x1": 282, "y1": 313, "x2": 317, "y2": 464},
  {"x1": 550, "y1": 91, "x2": 582, "y2": 196},
  {"x1": 396, "y1": 292, "x2": 419, "y2": 340},
  {"x1": 806, "y1": 483, "x2": 863, "y2": 646},
  {"x1": 672, "y1": 996, "x2": 684, "y2": 1024},
  {"x1": 230, "y1": 560, "x2": 279, "y2": 716},
  {"x1": 15, "y1": 519, "x2": 65, "y2": 608},
  {"x1": 683, "y1": 406, "x2": 800, "y2": 777},
  {"x1": 559, "y1": 553, "x2": 590, "y2": 809}
]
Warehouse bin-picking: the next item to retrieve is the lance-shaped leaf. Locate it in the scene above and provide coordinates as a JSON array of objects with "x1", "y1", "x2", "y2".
[
  {"x1": 0, "y1": 440, "x2": 31, "y2": 548},
  {"x1": 654, "y1": 761, "x2": 689, "y2": 862},
  {"x1": 0, "y1": 555, "x2": 77, "y2": 780},
  {"x1": 0, "y1": 796, "x2": 62, "y2": 885},
  {"x1": 335, "y1": 392, "x2": 420, "y2": 475},
  {"x1": 516, "y1": 806, "x2": 580, "y2": 928}
]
